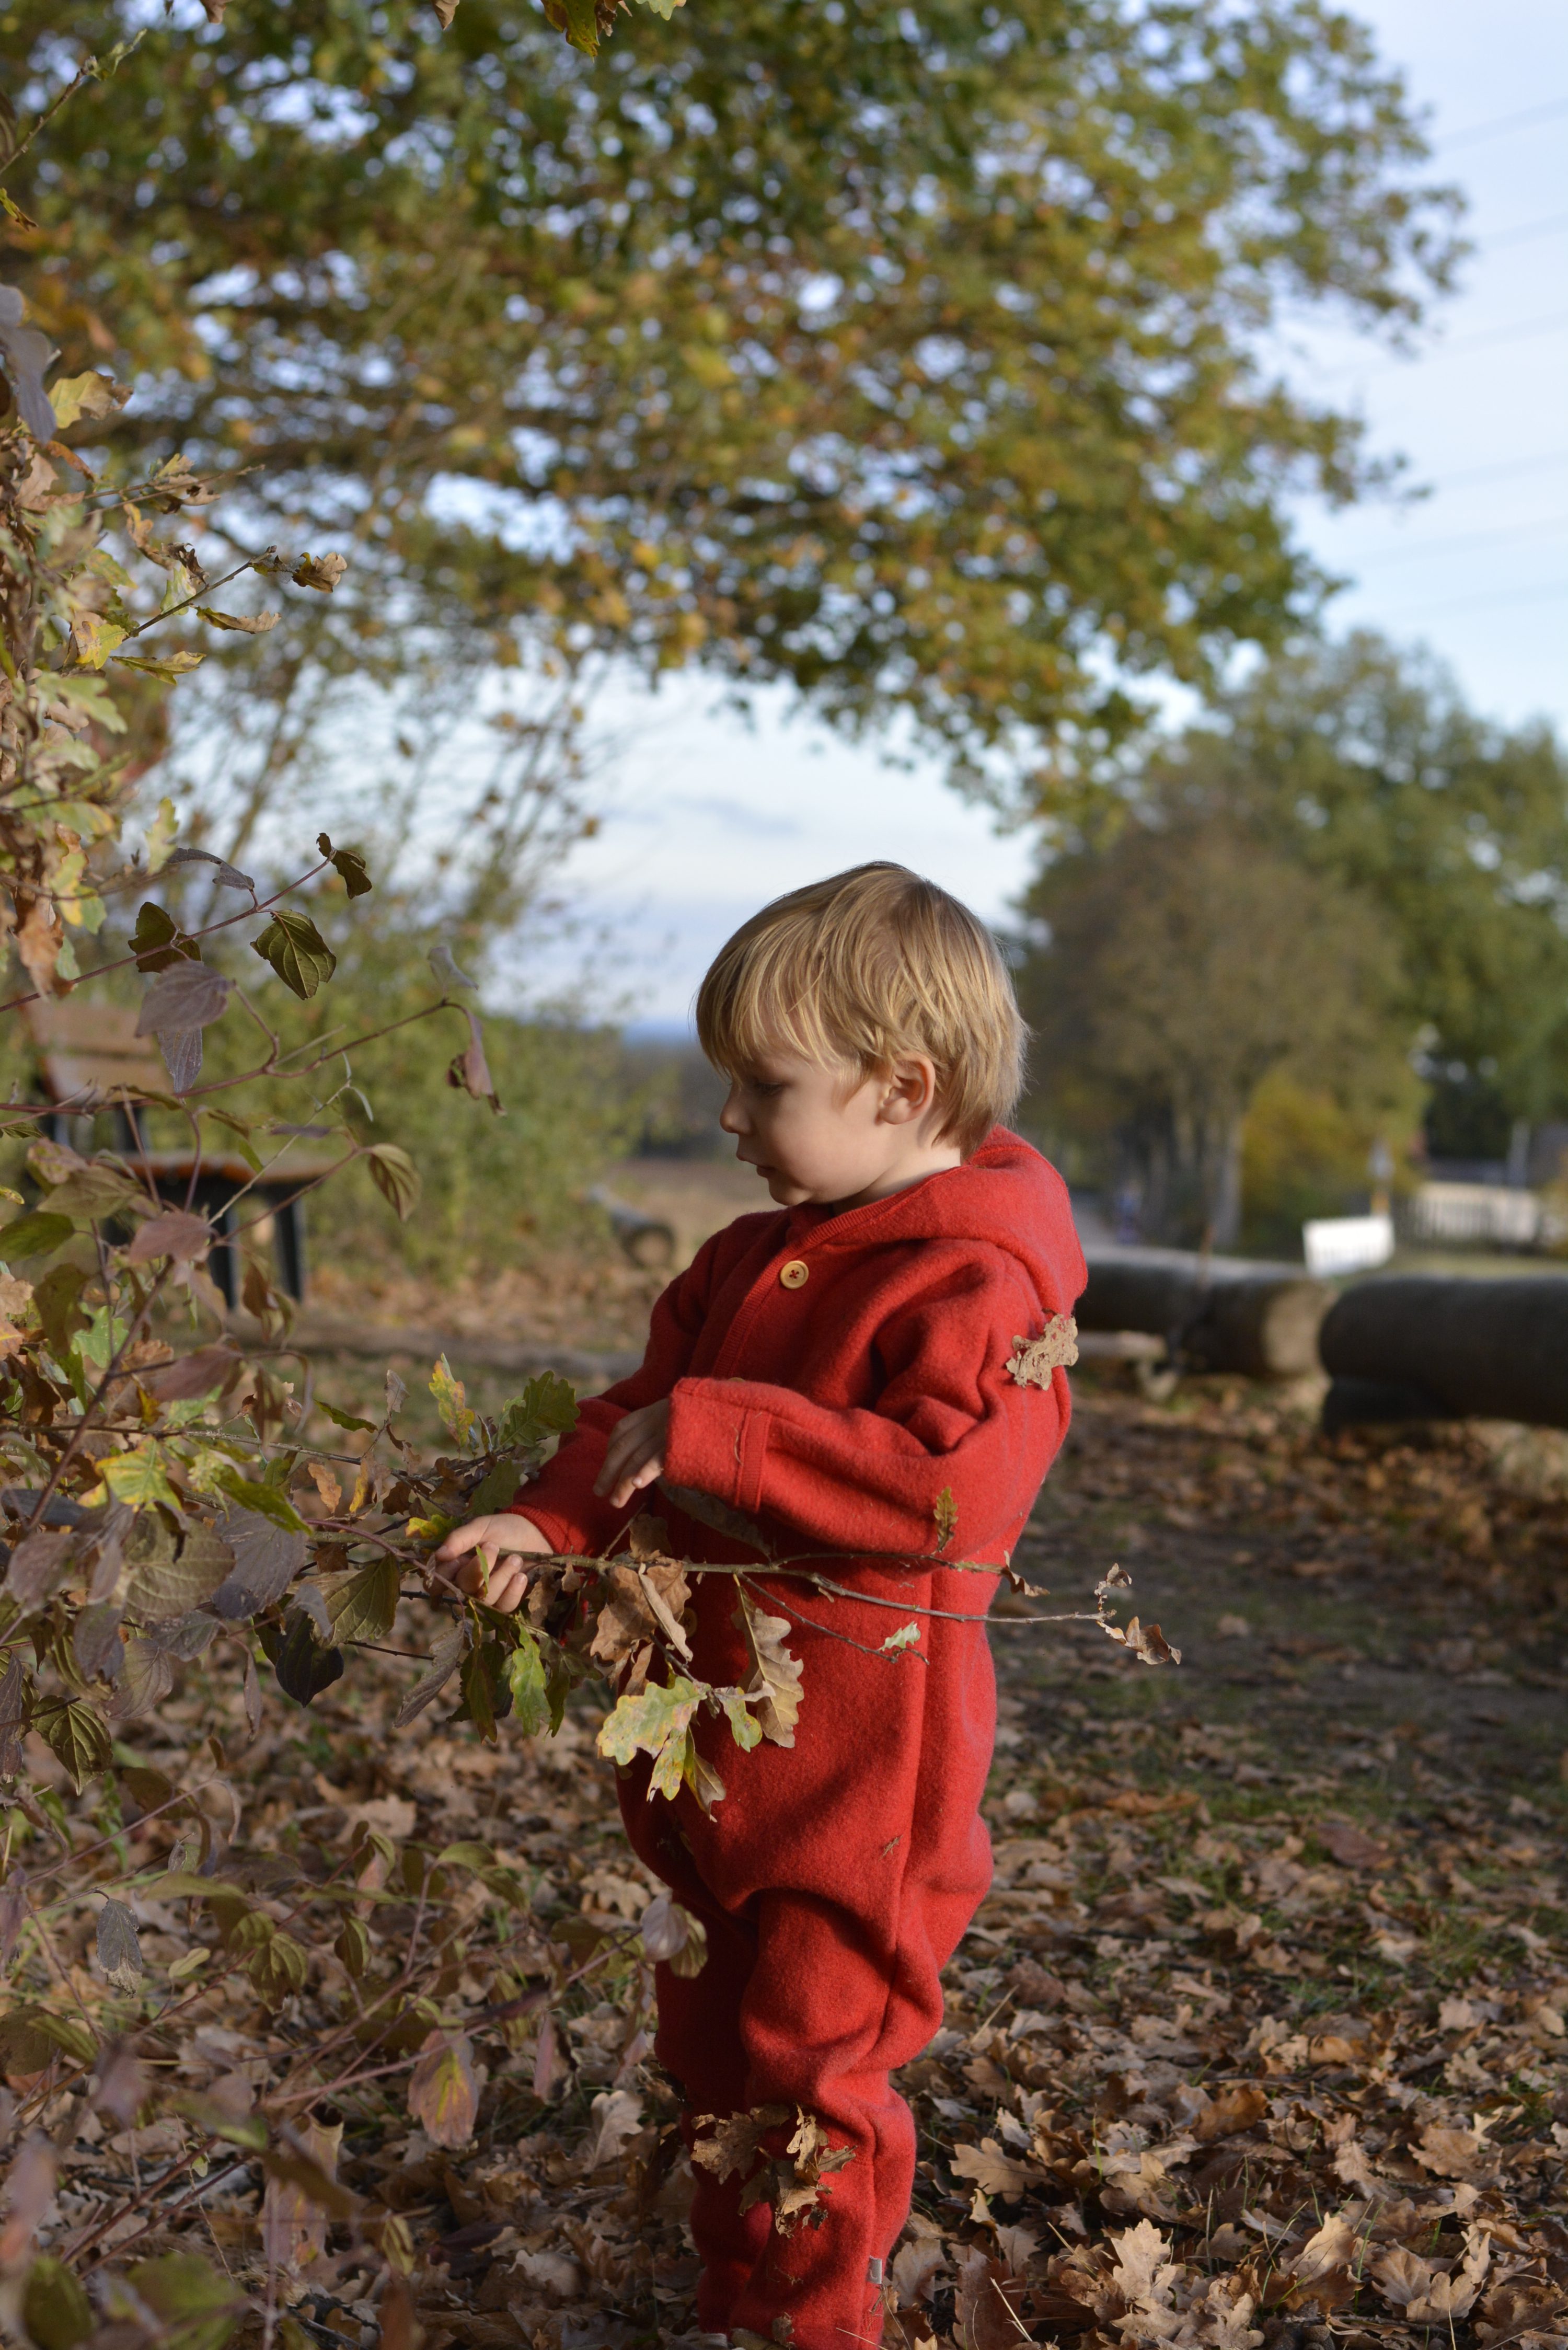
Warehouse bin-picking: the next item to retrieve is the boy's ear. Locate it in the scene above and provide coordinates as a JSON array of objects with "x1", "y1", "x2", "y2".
[{"x1": 879, "y1": 1057, "x2": 939, "y2": 1125}]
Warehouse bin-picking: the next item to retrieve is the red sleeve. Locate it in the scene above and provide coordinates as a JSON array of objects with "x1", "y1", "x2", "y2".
[
  {"x1": 505, "y1": 1233, "x2": 723, "y2": 1557},
  {"x1": 662, "y1": 1246, "x2": 1067, "y2": 1563}
]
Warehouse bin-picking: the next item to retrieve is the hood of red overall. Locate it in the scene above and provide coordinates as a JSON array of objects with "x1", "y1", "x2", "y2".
[{"x1": 783, "y1": 1124, "x2": 1086, "y2": 1318}]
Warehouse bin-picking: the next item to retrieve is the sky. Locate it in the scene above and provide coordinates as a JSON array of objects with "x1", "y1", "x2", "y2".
[{"x1": 534, "y1": 0, "x2": 1568, "y2": 1031}]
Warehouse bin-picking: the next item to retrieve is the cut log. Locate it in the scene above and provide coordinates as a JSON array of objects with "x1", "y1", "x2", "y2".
[
  {"x1": 1079, "y1": 1248, "x2": 1331, "y2": 1377},
  {"x1": 1318, "y1": 1274, "x2": 1568, "y2": 1430}
]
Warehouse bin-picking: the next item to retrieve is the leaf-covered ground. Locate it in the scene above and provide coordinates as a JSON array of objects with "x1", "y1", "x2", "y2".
[{"x1": 8, "y1": 1368, "x2": 1565, "y2": 2350}]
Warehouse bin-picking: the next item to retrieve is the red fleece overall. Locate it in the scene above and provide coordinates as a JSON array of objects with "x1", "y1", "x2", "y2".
[{"x1": 512, "y1": 1130, "x2": 1085, "y2": 2349}]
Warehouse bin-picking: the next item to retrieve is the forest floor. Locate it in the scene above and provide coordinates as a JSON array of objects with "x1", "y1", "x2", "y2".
[{"x1": 21, "y1": 1274, "x2": 1568, "y2": 2350}]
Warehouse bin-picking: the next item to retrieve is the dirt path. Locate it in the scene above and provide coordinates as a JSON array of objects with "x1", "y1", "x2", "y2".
[{"x1": 1009, "y1": 1372, "x2": 1567, "y2": 1801}]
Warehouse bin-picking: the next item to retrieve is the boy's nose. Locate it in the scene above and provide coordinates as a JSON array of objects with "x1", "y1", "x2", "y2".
[{"x1": 719, "y1": 1085, "x2": 748, "y2": 1135}]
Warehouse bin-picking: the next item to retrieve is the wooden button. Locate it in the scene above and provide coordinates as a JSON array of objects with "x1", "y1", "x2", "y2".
[{"x1": 779, "y1": 1258, "x2": 810, "y2": 1289}]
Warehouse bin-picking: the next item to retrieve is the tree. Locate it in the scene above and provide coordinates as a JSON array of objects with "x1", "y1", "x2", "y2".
[
  {"x1": 7, "y1": 0, "x2": 1460, "y2": 845},
  {"x1": 1139, "y1": 634, "x2": 1568, "y2": 1148},
  {"x1": 1017, "y1": 814, "x2": 1408, "y2": 1245}
]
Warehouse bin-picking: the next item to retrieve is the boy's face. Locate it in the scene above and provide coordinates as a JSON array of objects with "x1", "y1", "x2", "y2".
[{"x1": 718, "y1": 1042, "x2": 960, "y2": 1209}]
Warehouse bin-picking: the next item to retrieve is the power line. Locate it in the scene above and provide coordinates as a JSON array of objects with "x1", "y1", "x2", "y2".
[
  {"x1": 1437, "y1": 95, "x2": 1568, "y2": 151},
  {"x1": 1322, "y1": 308, "x2": 1568, "y2": 379},
  {"x1": 1483, "y1": 209, "x2": 1568, "y2": 251},
  {"x1": 1370, "y1": 578, "x2": 1568, "y2": 621},
  {"x1": 1345, "y1": 516, "x2": 1568, "y2": 567},
  {"x1": 1428, "y1": 447, "x2": 1568, "y2": 491}
]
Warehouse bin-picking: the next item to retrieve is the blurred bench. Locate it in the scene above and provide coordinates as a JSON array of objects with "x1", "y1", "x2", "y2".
[{"x1": 24, "y1": 999, "x2": 332, "y2": 1304}]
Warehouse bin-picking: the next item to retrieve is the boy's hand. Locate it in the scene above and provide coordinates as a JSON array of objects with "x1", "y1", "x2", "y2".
[
  {"x1": 594, "y1": 1399, "x2": 670, "y2": 1511},
  {"x1": 433, "y1": 1512, "x2": 552, "y2": 1614}
]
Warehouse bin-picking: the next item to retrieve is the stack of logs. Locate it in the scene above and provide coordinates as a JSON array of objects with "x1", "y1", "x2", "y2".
[{"x1": 1079, "y1": 1249, "x2": 1568, "y2": 1432}]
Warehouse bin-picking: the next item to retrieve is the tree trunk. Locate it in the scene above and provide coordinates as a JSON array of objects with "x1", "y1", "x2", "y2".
[
  {"x1": 1079, "y1": 1248, "x2": 1331, "y2": 1376},
  {"x1": 1319, "y1": 1274, "x2": 1568, "y2": 1430},
  {"x1": 1207, "y1": 1113, "x2": 1246, "y2": 1251}
]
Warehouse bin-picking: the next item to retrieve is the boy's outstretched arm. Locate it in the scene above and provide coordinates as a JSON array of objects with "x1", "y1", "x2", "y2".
[{"x1": 431, "y1": 1234, "x2": 729, "y2": 1606}]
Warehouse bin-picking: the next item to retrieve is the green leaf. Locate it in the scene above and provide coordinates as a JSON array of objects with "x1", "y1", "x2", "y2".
[
  {"x1": 128, "y1": 901, "x2": 200, "y2": 974},
  {"x1": 22, "y1": 2255, "x2": 94, "y2": 2350},
  {"x1": 555, "y1": 0, "x2": 605, "y2": 54},
  {"x1": 124, "y1": 1519, "x2": 234, "y2": 1619},
  {"x1": 0, "y1": 2009, "x2": 97, "y2": 2068},
  {"x1": 322, "y1": 1557, "x2": 400, "y2": 1644},
  {"x1": 101, "y1": 1445, "x2": 179, "y2": 1511},
  {"x1": 717, "y1": 1685, "x2": 764, "y2": 1752},
  {"x1": 468, "y1": 1454, "x2": 525, "y2": 1516},
  {"x1": 933, "y1": 1487, "x2": 959, "y2": 1550},
  {"x1": 880, "y1": 1621, "x2": 922, "y2": 1654},
  {"x1": 40, "y1": 1699, "x2": 113, "y2": 1792},
  {"x1": 435, "y1": 1840, "x2": 495, "y2": 1871},
  {"x1": 50, "y1": 371, "x2": 126, "y2": 430},
  {"x1": 335, "y1": 1914, "x2": 371, "y2": 1977},
  {"x1": 32, "y1": 1263, "x2": 89, "y2": 1360},
  {"x1": 317, "y1": 833, "x2": 373, "y2": 897},
  {"x1": 47, "y1": 1159, "x2": 144, "y2": 1220},
  {"x1": 0, "y1": 1213, "x2": 74, "y2": 1266},
  {"x1": 170, "y1": 2093, "x2": 267, "y2": 2150},
  {"x1": 121, "y1": 2253, "x2": 245, "y2": 2350},
  {"x1": 250, "y1": 907, "x2": 337, "y2": 998},
  {"x1": 113, "y1": 650, "x2": 205, "y2": 681},
  {"x1": 248, "y1": 1929, "x2": 309, "y2": 2002},
  {"x1": 597, "y1": 1676, "x2": 702, "y2": 1792},
  {"x1": 365, "y1": 1143, "x2": 421, "y2": 1222},
  {"x1": 149, "y1": 1873, "x2": 250, "y2": 1903},
  {"x1": 429, "y1": 1353, "x2": 476, "y2": 1448},
  {"x1": 317, "y1": 1399, "x2": 375, "y2": 1432},
  {"x1": 497, "y1": 1372, "x2": 579, "y2": 1449},
  {"x1": 505, "y1": 1628, "x2": 550, "y2": 1739},
  {"x1": 456, "y1": 1637, "x2": 509, "y2": 1744},
  {"x1": 211, "y1": 1467, "x2": 306, "y2": 1533},
  {"x1": 70, "y1": 612, "x2": 128, "y2": 671},
  {"x1": 271, "y1": 1613, "x2": 345, "y2": 1706}
]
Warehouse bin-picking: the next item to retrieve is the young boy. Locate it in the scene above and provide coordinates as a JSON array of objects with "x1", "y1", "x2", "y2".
[{"x1": 435, "y1": 863, "x2": 1086, "y2": 2350}]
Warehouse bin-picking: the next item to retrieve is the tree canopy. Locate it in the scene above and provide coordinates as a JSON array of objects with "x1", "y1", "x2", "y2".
[
  {"x1": 1018, "y1": 813, "x2": 1407, "y2": 1243},
  {"x1": 8, "y1": 0, "x2": 1459, "y2": 809},
  {"x1": 1142, "y1": 635, "x2": 1568, "y2": 1142}
]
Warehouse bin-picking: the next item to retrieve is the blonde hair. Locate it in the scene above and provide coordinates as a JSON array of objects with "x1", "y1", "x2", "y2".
[{"x1": 695, "y1": 863, "x2": 1026, "y2": 1156}]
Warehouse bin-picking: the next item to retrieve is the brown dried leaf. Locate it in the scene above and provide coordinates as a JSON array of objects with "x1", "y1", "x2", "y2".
[
  {"x1": 589, "y1": 1562, "x2": 659, "y2": 1668},
  {"x1": 446, "y1": 1009, "x2": 501, "y2": 1111},
  {"x1": 1291, "y1": 2211, "x2": 1360, "y2": 2285},
  {"x1": 1369, "y1": 2245, "x2": 1435, "y2": 2308},
  {"x1": 122, "y1": 1211, "x2": 213, "y2": 1266},
  {"x1": 0, "y1": 2136, "x2": 56, "y2": 2264},
  {"x1": 1191, "y1": 2083, "x2": 1269, "y2": 2142},
  {"x1": 5, "y1": 1526, "x2": 74, "y2": 1609},
  {"x1": 1103, "y1": 1612, "x2": 1182, "y2": 1666},
  {"x1": 733, "y1": 1588, "x2": 802, "y2": 1746},
  {"x1": 1314, "y1": 1820, "x2": 1388, "y2": 1868},
  {"x1": 262, "y1": 2120, "x2": 345, "y2": 2269},
  {"x1": 139, "y1": 1344, "x2": 241, "y2": 1402},
  {"x1": 691, "y1": 2103, "x2": 790, "y2": 2181},
  {"x1": 291, "y1": 550, "x2": 348, "y2": 592},
  {"x1": 951, "y1": 2139, "x2": 1040, "y2": 2198},
  {"x1": 1007, "y1": 1315, "x2": 1079, "y2": 1386}
]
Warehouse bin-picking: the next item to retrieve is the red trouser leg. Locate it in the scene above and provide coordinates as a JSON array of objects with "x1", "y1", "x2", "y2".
[
  {"x1": 618, "y1": 1559, "x2": 998, "y2": 2349},
  {"x1": 619, "y1": 1789, "x2": 773, "y2": 2332},
  {"x1": 720, "y1": 1886, "x2": 937, "y2": 2350}
]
